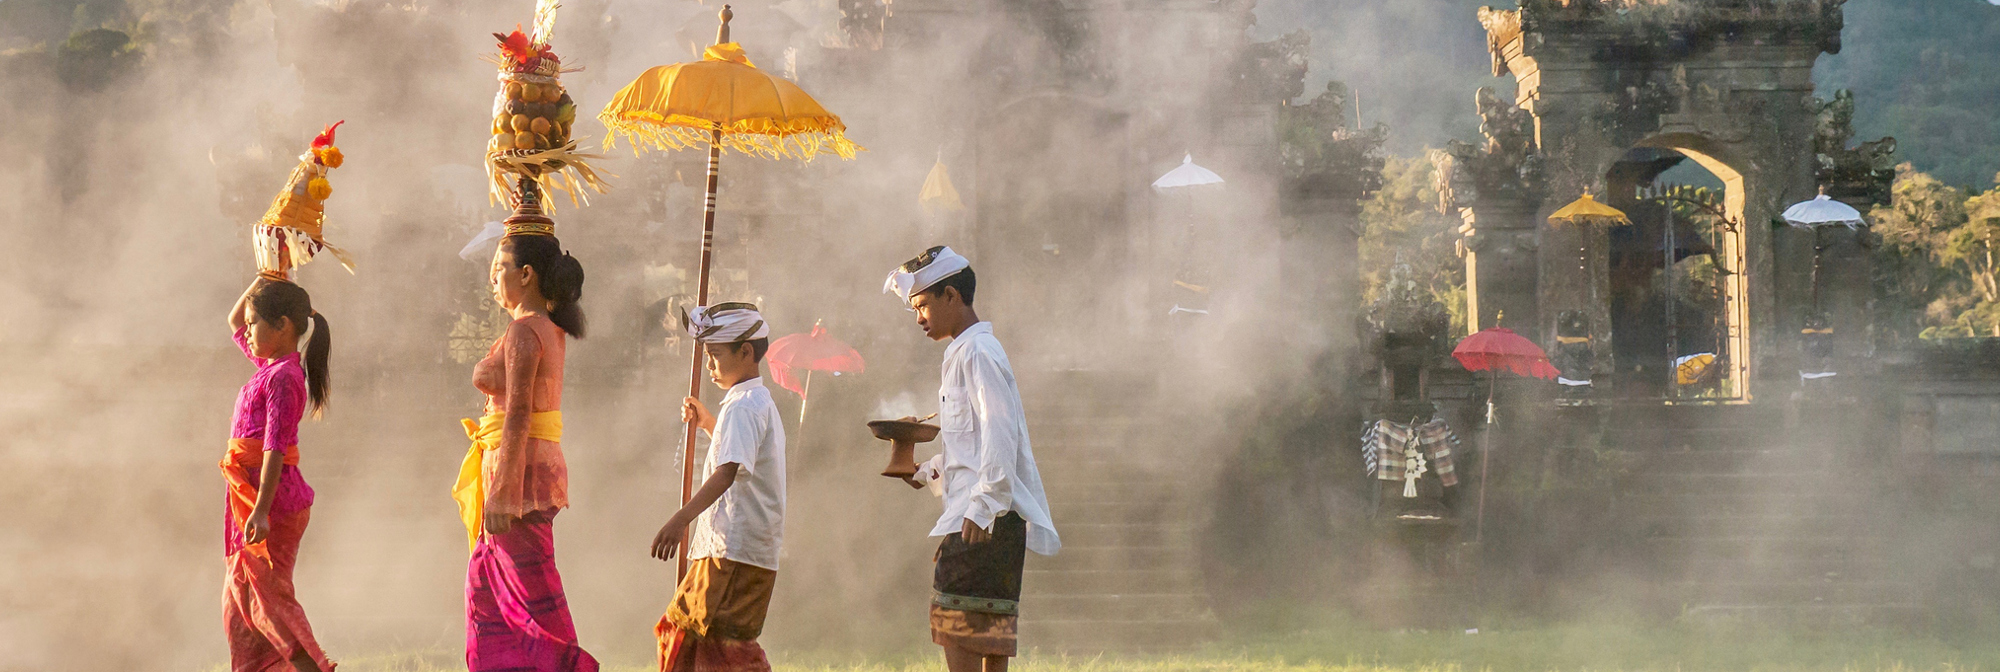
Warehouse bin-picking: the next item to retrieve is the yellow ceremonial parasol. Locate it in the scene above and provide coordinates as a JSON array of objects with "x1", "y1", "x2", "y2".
[
  {"x1": 919, "y1": 156, "x2": 964, "y2": 216},
  {"x1": 1547, "y1": 192, "x2": 1631, "y2": 228},
  {"x1": 1547, "y1": 190, "x2": 1631, "y2": 280},
  {"x1": 598, "y1": 5, "x2": 860, "y2": 580}
]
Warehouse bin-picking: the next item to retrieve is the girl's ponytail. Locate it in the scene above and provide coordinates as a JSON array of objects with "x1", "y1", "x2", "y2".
[
  {"x1": 249, "y1": 280, "x2": 333, "y2": 419},
  {"x1": 304, "y1": 311, "x2": 332, "y2": 418}
]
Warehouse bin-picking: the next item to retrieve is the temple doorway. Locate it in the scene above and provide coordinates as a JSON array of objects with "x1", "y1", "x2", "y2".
[{"x1": 1603, "y1": 146, "x2": 1749, "y2": 399}]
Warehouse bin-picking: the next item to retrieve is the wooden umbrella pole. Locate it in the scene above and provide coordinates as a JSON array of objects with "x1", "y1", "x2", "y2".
[
  {"x1": 678, "y1": 122, "x2": 725, "y2": 581},
  {"x1": 1475, "y1": 369, "x2": 1494, "y2": 544}
]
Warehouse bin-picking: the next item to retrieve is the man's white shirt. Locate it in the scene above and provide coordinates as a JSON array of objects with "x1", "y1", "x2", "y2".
[
  {"x1": 688, "y1": 377, "x2": 787, "y2": 570},
  {"x1": 911, "y1": 322, "x2": 1061, "y2": 556}
]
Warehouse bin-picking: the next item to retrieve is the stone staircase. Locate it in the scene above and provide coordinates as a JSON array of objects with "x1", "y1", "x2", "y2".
[
  {"x1": 1604, "y1": 401, "x2": 1918, "y2": 622},
  {"x1": 1016, "y1": 370, "x2": 1220, "y2": 652}
]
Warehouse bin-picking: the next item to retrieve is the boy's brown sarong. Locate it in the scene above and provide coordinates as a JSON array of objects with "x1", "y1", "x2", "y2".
[
  {"x1": 656, "y1": 557, "x2": 777, "y2": 672},
  {"x1": 930, "y1": 512, "x2": 1027, "y2": 657}
]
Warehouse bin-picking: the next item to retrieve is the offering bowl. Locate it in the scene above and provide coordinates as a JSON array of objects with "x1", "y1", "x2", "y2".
[{"x1": 867, "y1": 419, "x2": 940, "y2": 478}]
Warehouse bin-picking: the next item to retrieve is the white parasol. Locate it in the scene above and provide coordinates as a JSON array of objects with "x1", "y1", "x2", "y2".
[
  {"x1": 1151, "y1": 154, "x2": 1224, "y2": 190},
  {"x1": 1783, "y1": 193, "x2": 1866, "y2": 229}
]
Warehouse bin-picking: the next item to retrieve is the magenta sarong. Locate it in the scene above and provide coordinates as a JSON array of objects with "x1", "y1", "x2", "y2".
[{"x1": 466, "y1": 509, "x2": 599, "y2": 672}]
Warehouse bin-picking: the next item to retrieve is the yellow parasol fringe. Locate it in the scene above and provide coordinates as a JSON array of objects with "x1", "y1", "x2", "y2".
[
  {"x1": 596, "y1": 42, "x2": 863, "y2": 162},
  {"x1": 600, "y1": 112, "x2": 861, "y2": 162}
]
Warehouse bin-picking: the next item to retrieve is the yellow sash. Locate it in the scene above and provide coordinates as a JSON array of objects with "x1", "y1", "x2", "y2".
[{"x1": 456, "y1": 411, "x2": 562, "y2": 552}]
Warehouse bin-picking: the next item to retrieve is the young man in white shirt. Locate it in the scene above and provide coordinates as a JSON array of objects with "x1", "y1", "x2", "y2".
[
  {"x1": 884, "y1": 246, "x2": 1060, "y2": 672},
  {"x1": 651, "y1": 303, "x2": 787, "y2": 672}
]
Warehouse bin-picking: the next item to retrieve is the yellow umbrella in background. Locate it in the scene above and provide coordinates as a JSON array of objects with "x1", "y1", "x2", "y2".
[
  {"x1": 919, "y1": 154, "x2": 963, "y2": 216},
  {"x1": 598, "y1": 5, "x2": 860, "y2": 580},
  {"x1": 1547, "y1": 192, "x2": 1631, "y2": 228}
]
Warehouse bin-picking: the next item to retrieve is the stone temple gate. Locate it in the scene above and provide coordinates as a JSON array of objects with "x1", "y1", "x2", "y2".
[{"x1": 1438, "y1": 0, "x2": 1892, "y2": 400}]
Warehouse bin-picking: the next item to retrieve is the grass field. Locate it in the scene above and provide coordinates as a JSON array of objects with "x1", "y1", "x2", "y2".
[{"x1": 314, "y1": 619, "x2": 2000, "y2": 672}]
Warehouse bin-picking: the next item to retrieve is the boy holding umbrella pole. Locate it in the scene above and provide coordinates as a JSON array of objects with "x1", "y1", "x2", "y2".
[{"x1": 652, "y1": 303, "x2": 788, "y2": 672}]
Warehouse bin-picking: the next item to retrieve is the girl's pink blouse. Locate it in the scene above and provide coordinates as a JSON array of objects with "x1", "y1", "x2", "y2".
[{"x1": 230, "y1": 328, "x2": 314, "y2": 514}]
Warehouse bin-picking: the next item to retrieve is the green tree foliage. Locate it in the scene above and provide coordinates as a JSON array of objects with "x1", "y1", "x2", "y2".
[
  {"x1": 1871, "y1": 164, "x2": 2000, "y2": 339},
  {"x1": 1818, "y1": 0, "x2": 2000, "y2": 187},
  {"x1": 1359, "y1": 154, "x2": 1465, "y2": 333}
]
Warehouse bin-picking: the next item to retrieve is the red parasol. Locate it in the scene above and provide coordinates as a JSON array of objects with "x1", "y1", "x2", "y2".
[
  {"x1": 1452, "y1": 327, "x2": 1560, "y2": 380},
  {"x1": 1451, "y1": 326, "x2": 1556, "y2": 547},
  {"x1": 767, "y1": 321, "x2": 865, "y2": 397}
]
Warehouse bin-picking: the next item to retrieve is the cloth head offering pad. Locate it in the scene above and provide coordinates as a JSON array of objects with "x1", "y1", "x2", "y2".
[
  {"x1": 883, "y1": 246, "x2": 970, "y2": 304},
  {"x1": 502, "y1": 179, "x2": 557, "y2": 237},
  {"x1": 684, "y1": 303, "x2": 770, "y2": 343},
  {"x1": 253, "y1": 121, "x2": 354, "y2": 279}
]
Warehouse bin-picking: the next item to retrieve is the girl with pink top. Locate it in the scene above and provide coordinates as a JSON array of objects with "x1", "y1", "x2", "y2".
[{"x1": 223, "y1": 277, "x2": 337, "y2": 672}]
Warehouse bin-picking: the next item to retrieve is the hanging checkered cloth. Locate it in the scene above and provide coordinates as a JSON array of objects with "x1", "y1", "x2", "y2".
[
  {"x1": 1361, "y1": 417, "x2": 1459, "y2": 487},
  {"x1": 1414, "y1": 417, "x2": 1459, "y2": 487}
]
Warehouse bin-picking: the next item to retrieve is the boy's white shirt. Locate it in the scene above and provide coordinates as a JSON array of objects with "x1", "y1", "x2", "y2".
[
  {"x1": 910, "y1": 322, "x2": 1061, "y2": 556},
  {"x1": 688, "y1": 376, "x2": 787, "y2": 571}
]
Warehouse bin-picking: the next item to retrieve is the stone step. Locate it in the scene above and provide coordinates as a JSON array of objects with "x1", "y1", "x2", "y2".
[
  {"x1": 1028, "y1": 545, "x2": 1198, "y2": 572},
  {"x1": 1023, "y1": 569, "x2": 1204, "y2": 594},
  {"x1": 1628, "y1": 513, "x2": 1889, "y2": 537},
  {"x1": 1619, "y1": 472, "x2": 1885, "y2": 496},
  {"x1": 1038, "y1": 469, "x2": 1195, "y2": 488},
  {"x1": 1021, "y1": 592, "x2": 1212, "y2": 621},
  {"x1": 1631, "y1": 535, "x2": 1897, "y2": 562},
  {"x1": 1042, "y1": 480, "x2": 1182, "y2": 504},
  {"x1": 1616, "y1": 491, "x2": 1875, "y2": 516},
  {"x1": 1047, "y1": 501, "x2": 1183, "y2": 526},
  {"x1": 1596, "y1": 429, "x2": 1782, "y2": 452},
  {"x1": 1052, "y1": 523, "x2": 1196, "y2": 549},
  {"x1": 1628, "y1": 449, "x2": 1843, "y2": 473}
]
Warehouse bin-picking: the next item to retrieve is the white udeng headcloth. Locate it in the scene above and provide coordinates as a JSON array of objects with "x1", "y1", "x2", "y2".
[
  {"x1": 683, "y1": 302, "x2": 770, "y2": 344},
  {"x1": 883, "y1": 245, "x2": 971, "y2": 303}
]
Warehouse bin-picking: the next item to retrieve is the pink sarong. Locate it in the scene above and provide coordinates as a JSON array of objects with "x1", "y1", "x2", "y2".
[{"x1": 466, "y1": 509, "x2": 599, "y2": 672}]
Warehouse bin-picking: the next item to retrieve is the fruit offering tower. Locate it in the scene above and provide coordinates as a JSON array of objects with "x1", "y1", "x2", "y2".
[{"x1": 485, "y1": 0, "x2": 607, "y2": 207}]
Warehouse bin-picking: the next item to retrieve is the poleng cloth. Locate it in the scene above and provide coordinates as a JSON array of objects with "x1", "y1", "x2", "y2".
[
  {"x1": 457, "y1": 411, "x2": 563, "y2": 552},
  {"x1": 222, "y1": 438, "x2": 298, "y2": 559},
  {"x1": 883, "y1": 245, "x2": 970, "y2": 303},
  {"x1": 1361, "y1": 418, "x2": 1459, "y2": 487}
]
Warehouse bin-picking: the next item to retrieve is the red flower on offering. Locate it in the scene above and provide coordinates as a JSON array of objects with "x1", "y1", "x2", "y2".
[
  {"x1": 493, "y1": 26, "x2": 538, "y2": 63},
  {"x1": 310, "y1": 120, "x2": 343, "y2": 149}
]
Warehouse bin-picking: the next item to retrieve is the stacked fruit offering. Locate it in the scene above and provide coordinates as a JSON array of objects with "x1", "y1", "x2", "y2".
[{"x1": 487, "y1": 28, "x2": 579, "y2": 160}]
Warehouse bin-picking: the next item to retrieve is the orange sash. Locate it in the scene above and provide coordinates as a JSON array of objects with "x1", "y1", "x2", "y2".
[{"x1": 222, "y1": 438, "x2": 299, "y2": 554}]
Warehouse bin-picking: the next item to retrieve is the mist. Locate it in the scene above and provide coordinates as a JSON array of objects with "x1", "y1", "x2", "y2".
[
  {"x1": 0, "y1": 0, "x2": 1306, "y2": 667},
  {"x1": 9, "y1": 0, "x2": 2000, "y2": 670}
]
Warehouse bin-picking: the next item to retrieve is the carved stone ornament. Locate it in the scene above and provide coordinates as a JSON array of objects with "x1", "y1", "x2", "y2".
[
  {"x1": 1810, "y1": 89, "x2": 1896, "y2": 206},
  {"x1": 1437, "y1": 87, "x2": 1545, "y2": 213}
]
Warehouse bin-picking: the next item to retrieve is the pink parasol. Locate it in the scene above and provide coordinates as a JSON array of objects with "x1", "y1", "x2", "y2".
[
  {"x1": 768, "y1": 321, "x2": 865, "y2": 397},
  {"x1": 766, "y1": 322, "x2": 864, "y2": 446}
]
